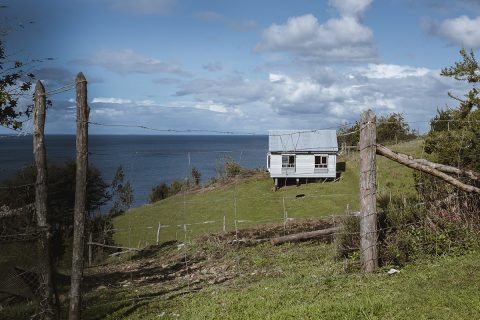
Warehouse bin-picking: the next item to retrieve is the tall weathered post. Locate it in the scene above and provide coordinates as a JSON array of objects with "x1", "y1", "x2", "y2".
[
  {"x1": 33, "y1": 81, "x2": 57, "y2": 319},
  {"x1": 69, "y1": 73, "x2": 89, "y2": 320},
  {"x1": 359, "y1": 110, "x2": 378, "y2": 272}
]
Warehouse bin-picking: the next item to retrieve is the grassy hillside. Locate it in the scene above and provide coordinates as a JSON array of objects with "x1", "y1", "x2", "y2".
[
  {"x1": 113, "y1": 139, "x2": 423, "y2": 247},
  {"x1": 76, "y1": 240, "x2": 480, "y2": 320}
]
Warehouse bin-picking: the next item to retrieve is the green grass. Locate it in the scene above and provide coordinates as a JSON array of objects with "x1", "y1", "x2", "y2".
[
  {"x1": 77, "y1": 241, "x2": 480, "y2": 320},
  {"x1": 113, "y1": 139, "x2": 424, "y2": 247}
]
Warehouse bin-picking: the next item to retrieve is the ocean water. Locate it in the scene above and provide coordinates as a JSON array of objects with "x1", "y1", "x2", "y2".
[{"x1": 0, "y1": 135, "x2": 268, "y2": 208}]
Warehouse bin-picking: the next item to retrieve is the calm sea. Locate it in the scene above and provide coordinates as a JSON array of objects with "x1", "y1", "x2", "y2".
[{"x1": 0, "y1": 135, "x2": 268, "y2": 208}]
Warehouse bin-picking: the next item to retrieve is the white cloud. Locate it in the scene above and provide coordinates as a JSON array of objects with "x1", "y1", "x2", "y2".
[
  {"x1": 109, "y1": 0, "x2": 176, "y2": 15},
  {"x1": 92, "y1": 97, "x2": 132, "y2": 104},
  {"x1": 76, "y1": 49, "x2": 189, "y2": 76},
  {"x1": 256, "y1": 1, "x2": 376, "y2": 62},
  {"x1": 361, "y1": 64, "x2": 430, "y2": 79},
  {"x1": 174, "y1": 63, "x2": 464, "y2": 133},
  {"x1": 193, "y1": 101, "x2": 228, "y2": 113},
  {"x1": 426, "y1": 15, "x2": 480, "y2": 48}
]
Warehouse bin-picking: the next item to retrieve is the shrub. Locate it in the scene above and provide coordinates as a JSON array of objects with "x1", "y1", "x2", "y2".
[
  {"x1": 149, "y1": 183, "x2": 170, "y2": 203},
  {"x1": 191, "y1": 166, "x2": 201, "y2": 186},
  {"x1": 336, "y1": 194, "x2": 479, "y2": 267}
]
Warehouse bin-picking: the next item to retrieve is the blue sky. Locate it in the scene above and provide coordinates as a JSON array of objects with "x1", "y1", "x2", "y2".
[{"x1": 3, "y1": 0, "x2": 480, "y2": 134}]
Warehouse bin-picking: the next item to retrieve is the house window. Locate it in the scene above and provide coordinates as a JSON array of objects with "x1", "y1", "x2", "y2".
[
  {"x1": 267, "y1": 155, "x2": 271, "y2": 169},
  {"x1": 315, "y1": 155, "x2": 328, "y2": 169},
  {"x1": 282, "y1": 155, "x2": 295, "y2": 168}
]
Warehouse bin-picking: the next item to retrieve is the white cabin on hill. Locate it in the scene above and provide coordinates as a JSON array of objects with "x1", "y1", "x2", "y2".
[{"x1": 267, "y1": 130, "x2": 338, "y2": 186}]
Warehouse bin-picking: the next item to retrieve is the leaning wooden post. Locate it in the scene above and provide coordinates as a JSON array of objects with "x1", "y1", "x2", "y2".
[
  {"x1": 33, "y1": 80, "x2": 57, "y2": 319},
  {"x1": 359, "y1": 110, "x2": 378, "y2": 272},
  {"x1": 69, "y1": 73, "x2": 89, "y2": 320}
]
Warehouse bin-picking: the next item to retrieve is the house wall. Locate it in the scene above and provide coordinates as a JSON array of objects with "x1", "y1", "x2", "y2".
[{"x1": 268, "y1": 153, "x2": 337, "y2": 178}]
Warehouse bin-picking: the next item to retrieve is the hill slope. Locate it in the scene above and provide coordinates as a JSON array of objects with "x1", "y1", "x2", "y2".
[{"x1": 113, "y1": 139, "x2": 423, "y2": 247}]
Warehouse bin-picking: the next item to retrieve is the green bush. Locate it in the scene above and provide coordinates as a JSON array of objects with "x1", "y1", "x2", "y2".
[
  {"x1": 336, "y1": 194, "x2": 479, "y2": 267},
  {"x1": 149, "y1": 183, "x2": 170, "y2": 203}
]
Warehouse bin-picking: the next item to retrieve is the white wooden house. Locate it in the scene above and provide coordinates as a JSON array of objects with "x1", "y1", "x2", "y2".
[{"x1": 267, "y1": 130, "x2": 338, "y2": 187}]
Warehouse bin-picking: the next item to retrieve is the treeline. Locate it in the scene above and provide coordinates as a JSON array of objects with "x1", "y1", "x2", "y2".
[{"x1": 338, "y1": 112, "x2": 418, "y2": 146}]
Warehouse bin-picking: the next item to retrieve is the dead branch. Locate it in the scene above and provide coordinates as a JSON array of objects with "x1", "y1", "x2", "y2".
[
  {"x1": 376, "y1": 144, "x2": 480, "y2": 194},
  {"x1": 376, "y1": 145, "x2": 480, "y2": 181}
]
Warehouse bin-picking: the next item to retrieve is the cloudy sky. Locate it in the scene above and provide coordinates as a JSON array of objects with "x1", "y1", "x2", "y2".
[{"x1": 3, "y1": 0, "x2": 480, "y2": 134}]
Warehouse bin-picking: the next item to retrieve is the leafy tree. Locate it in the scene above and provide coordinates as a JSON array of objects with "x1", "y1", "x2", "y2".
[
  {"x1": 425, "y1": 48, "x2": 480, "y2": 172},
  {"x1": 0, "y1": 39, "x2": 36, "y2": 130},
  {"x1": 0, "y1": 161, "x2": 111, "y2": 262},
  {"x1": 149, "y1": 183, "x2": 170, "y2": 203},
  {"x1": 420, "y1": 48, "x2": 480, "y2": 228},
  {"x1": 191, "y1": 166, "x2": 201, "y2": 186},
  {"x1": 110, "y1": 166, "x2": 134, "y2": 215},
  {"x1": 337, "y1": 121, "x2": 360, "y2": 146},
  {"x1": 337, "y1": 112, "x2": 418, "y2": 146}
]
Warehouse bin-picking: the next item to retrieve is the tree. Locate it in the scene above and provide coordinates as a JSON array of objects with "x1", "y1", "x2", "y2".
[
  {"x1": 420, "y1": 48, "x2": 480, "y2": 227},
  {"x1": 191, "y1": 166, "x2": 201, "y2": 186},
  {"x1": 149, "y1": 183, "x2": 169, "y2": 203},
  {"x1": 0, "y1": 39, "x2": 36, "y2": 130},
  {"x1": 0, "y1": 161, "x2": 111, "y2": 263},
  {"x1": 337, "y1": 112, "x2": 417, "y2": 146},
  {"x1": 110, "y1": 166, "x2": 134, "y2": 215},
  {"x1": 425, "y1": 48, "x2": 480, "y2": 172}
]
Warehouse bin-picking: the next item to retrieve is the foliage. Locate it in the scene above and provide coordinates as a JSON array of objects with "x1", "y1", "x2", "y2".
[
  {"x1": 337, "y1": 194, "x2": 478, "y2": 267},
  {"x1": 0, "y1": 39, "x2": 36, "y2": 130},
  {"x1": 148, "y1": 179, "x2": 191, "y2": 204},
  {"x1": 215, "y1": 155, "x2": 256, "y2": 180},
  {"x1": 421, "y1": 48, "x2": 480, "y2": 230},
  {"x1": 424, "y1": 49, "x2": 480, "y2": 172},
  {"x1": 0, "y1": 161, "x2": 110, "y2": 262},
  {"x1": 337, "y1": 112, "x2": 418, "y2": 146},
  {"x1": 149, "y1": 182, "x2": 170, "y2": 203},
  {"x1": 191, "y1": 166, "x2": 201, "y2": 186},
  {"x1": 110, "y1": 166, "x2": 134, "y2": 215}
]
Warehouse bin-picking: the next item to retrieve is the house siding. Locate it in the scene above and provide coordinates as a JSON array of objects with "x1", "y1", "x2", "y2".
[{"x1": 268, "y1": 153, "x2": 337, "y2": 178}]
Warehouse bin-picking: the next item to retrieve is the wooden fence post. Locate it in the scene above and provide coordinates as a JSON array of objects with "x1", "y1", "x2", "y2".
[
  {"x1": 156, "y1": 222, "x2": 161, "y2": 245},
  {"x1": 359, "y1": 110, "x2": 378, "y2": 272},
  {"x1": 88, "y1": 232, "x2": 93, "y2": 267},
  {"x1": 69, "y1": 73, "x2": 89, "y2": 320},
  {"x1": 33, "y1": 80, "x2": 57, "y2": 319}
]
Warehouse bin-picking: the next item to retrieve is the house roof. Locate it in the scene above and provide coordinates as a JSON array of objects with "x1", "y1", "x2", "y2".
[{"x1": 268, "y1": 130, "x2": 338, "y2": 153}]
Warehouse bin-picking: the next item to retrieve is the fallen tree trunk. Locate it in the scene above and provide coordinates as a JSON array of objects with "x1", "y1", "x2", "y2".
[
  {"x1": 376, "y1": 144, "x2": 480, "y2": 194},
  {"x1": 376, "y1": 144, "x2": 480, "y2": 181},
  {"x1": 270, "y1": 227, "x2": 340, "y2": 245},
  {"x1": 227, "y1": 238, "x2": 270, "y2": 245}
]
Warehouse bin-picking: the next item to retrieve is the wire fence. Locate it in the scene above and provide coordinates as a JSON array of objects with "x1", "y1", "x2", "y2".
[{"x1": 1, "y1": 88, "x2": 480, "y2": 319}]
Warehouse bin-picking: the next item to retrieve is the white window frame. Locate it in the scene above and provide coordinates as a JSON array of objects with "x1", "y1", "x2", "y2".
[
  {"x1": 282, "y1": 154, "x2": 295, "y2": 168},
  {"x1": 314, "y1": 154, "x2": 328, "y2": 169}
]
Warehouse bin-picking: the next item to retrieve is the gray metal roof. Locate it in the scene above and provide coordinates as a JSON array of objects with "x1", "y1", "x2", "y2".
[{"x1": 268, "y1": 130, "x2": 338, "y2": 152}]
